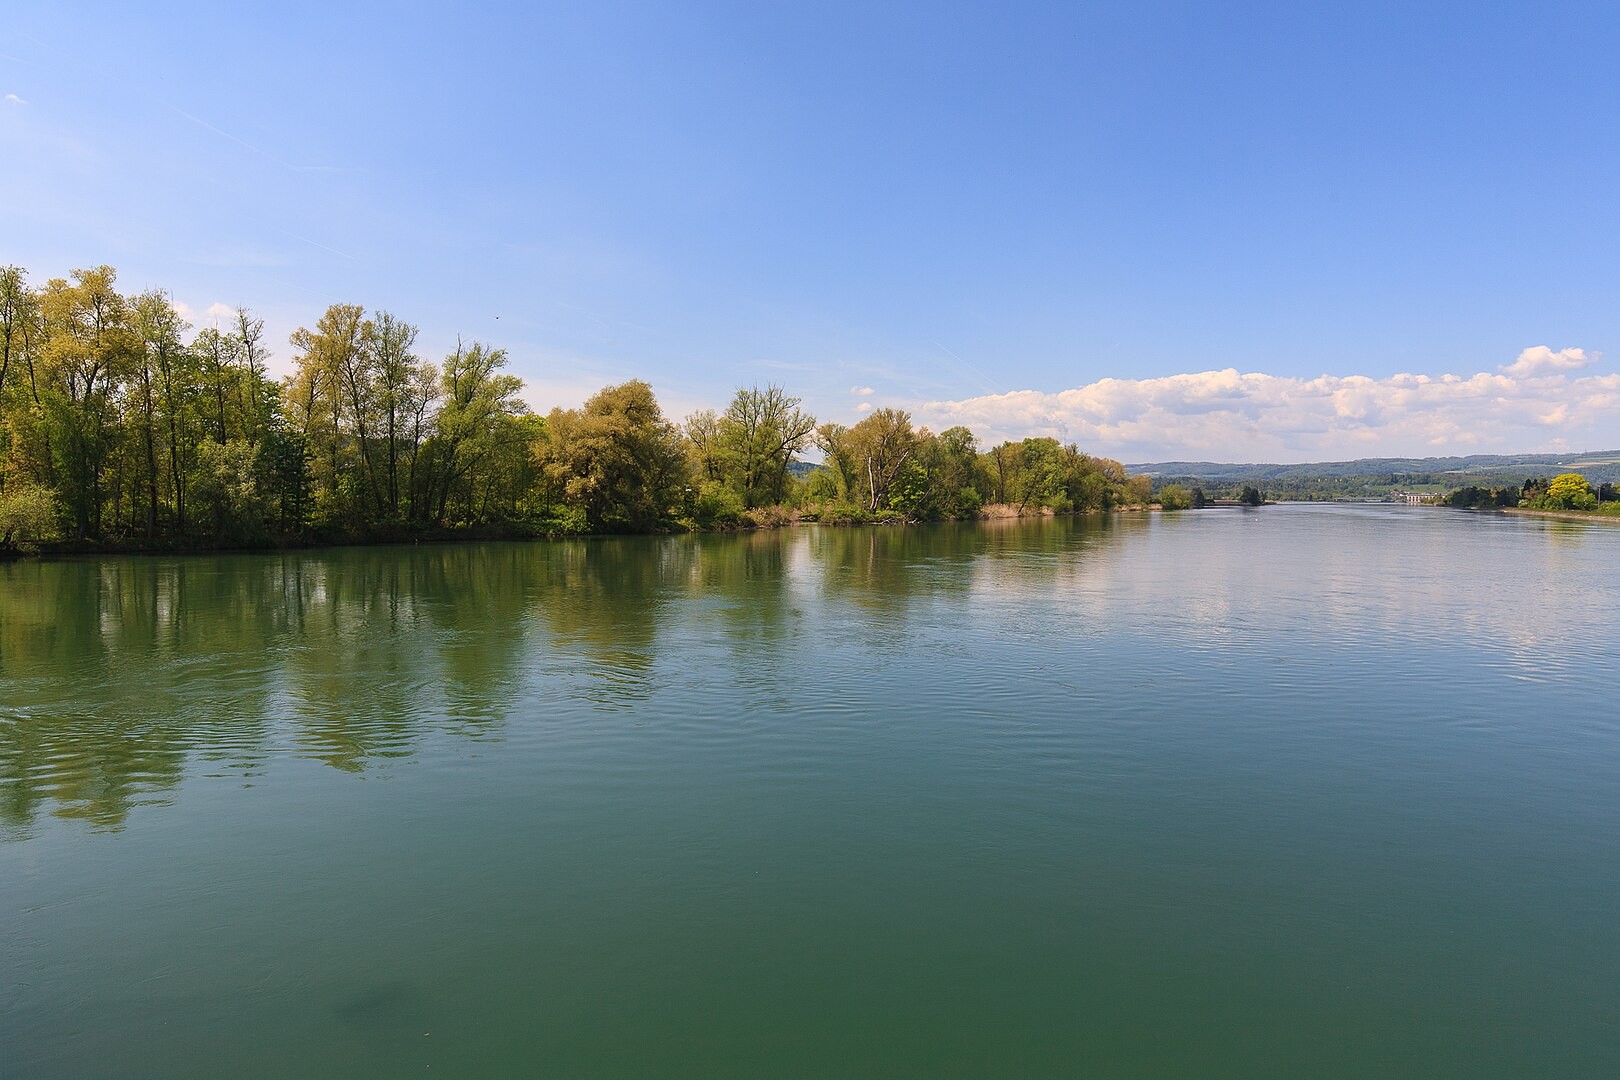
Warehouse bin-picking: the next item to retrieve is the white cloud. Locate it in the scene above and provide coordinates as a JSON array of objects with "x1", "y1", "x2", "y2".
[
  {"x1": 916, "y1": 346, "x2": 1620, "y2": 461},
  {"x1": 172, "y1": 300, "x2": 238, "y2": 326},
  {"x1": 850, "y1": 385, "x2": 874, "y2": 396},
  {"x1": 4, "y1": 93, "x2": 25, "y2": 105},
  {"x1": 855, "y1": 402, "x2": 873, "y2": 413},
  {"x1": 1498, "y1": 345, "x2": 1592, "y2": 377}
]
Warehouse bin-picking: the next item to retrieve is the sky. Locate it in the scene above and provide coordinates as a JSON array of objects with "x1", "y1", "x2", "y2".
[{"x1": 4, "y1": 1, "x2": 1619, "y2": 462}]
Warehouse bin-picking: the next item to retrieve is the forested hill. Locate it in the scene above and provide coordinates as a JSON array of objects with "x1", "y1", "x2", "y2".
[{"x1": 1130, "y1": 451, "x2": 1620, "y2": 484}]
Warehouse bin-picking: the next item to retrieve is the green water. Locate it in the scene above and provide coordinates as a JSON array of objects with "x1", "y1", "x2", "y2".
[{"x1": 2, "y1": 505, "x2": 1617, "y2": 1077}]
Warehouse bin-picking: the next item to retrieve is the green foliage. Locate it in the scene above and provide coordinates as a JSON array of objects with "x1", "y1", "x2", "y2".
[
  {"x1": 426, "y1": 342, "x2": 531, "y2": 526},
  {"x1": 978, "y1": 437, "x2": 1128, "y2": 513},
  {"x1": 707, "y1": 385, "x2": 815, "y2": 508},
  {"x1": 1239, "y1": 486, "x2": 1264, "y2": 506},
  {"x1": 1445, "y1": 485, "x2": 1518, "y2": 509},
  {"x1": 191, "y1": 438, "x2": 266, "y2": 542},
  {"x1": 0, "y1": 259, "x2": 1166, "y2": 549},
  {"x1": 1537, "y1": 472, "x2": 1598, "y2": 511},
  {"x1": 845, "y1": 408, "x2": 920, "y2": 511},
  {"x1": 797, "y1": 465, "x2": 842, "y2": 504},
  {"x1": 533, "y1": 380, "x2": 690, "y2": 532},
  {"x1": 1158, "y1": 484, "x2": 1192, "y2": 510},
  {"x1": 0, "y1": 482, "x2": 62, "y2": 548},
  {"x1": 689, "y1": 480, "x2": 745, "y2": 528},
  {"x1": 805, "y1": 502, "x2": 906, "y2": 526}
]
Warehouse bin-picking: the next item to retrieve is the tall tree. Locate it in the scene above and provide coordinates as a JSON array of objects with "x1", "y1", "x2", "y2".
[
  {"x1": 0, "y1": 265, "x2": 33, "y2": 414},
  {"x1": 288, "y1": 304, "x2": 369, "y2": 522},
  {"x1": 533, "y1": 380, "x2": 689, "y2": 532},
  {"x1": 716, "y1": 385, "x2": 816, "y2": 508},
  {"x1": 0, "y1": 266, "x2": 43, "y2": 491},
  {"x1": 683, "y1": 408, "x2": 725, "y2": 483},
  {"x1": 38, "y1": 266, "x2": 135, "y2": 537},
  {"x1": 427, "y1": 340, "x2": 525, "y2": 525},
  {"x1": 844, "y1": 408, "x2": 919, "y2": 511},
  {"x1": 812, "y1": 422, "x2": 860, "y2": 503},
  {"x1": 363, "y1": 311, "x2": 426, "y2": 519},
  {"x1": 137, "y1": 291, "x2": 197, "y2": 533},
  {"x1": 231, "y1": 306, "x2": 270, "y2": 445},
  {"x1": 191, "y1": 325, "x2": 237, "y2": 445}
]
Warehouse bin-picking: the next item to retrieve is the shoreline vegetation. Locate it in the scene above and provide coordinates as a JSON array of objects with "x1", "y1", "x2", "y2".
[
  {"x1": 1437, "y1": 474, "x2": 1620, "y2": 522},
  {"x1": 1, "y1": 263, "x2": 1180, "y2": 558},
  {"x1": 7, "y1": 504, "x2": 1157, "y2": 561}
]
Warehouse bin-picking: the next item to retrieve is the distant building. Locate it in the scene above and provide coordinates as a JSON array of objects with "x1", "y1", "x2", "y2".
[{"x1": 1391, "y1": 491, "x2": 1431, "y2": 505}]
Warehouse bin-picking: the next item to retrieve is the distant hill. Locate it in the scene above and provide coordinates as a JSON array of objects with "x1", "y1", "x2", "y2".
[{"x1": 1129, "y1": 451, "x2": 1620, "y2": 484}]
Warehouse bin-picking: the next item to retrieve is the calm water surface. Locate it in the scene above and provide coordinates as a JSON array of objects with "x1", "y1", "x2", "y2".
[{"x1": 2, "y1": 505, "x2": 1617, "y2": 1077}]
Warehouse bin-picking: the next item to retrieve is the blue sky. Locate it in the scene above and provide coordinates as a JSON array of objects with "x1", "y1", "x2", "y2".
[{"x1": 4, "y1": 1, "x2": 1619, "y2": 461}]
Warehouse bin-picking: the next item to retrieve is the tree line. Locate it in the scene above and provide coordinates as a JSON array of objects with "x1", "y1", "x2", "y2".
[
  {"x1": 0, "y1": 263, "x2": 1154, "y2": 551},
  {"x1": 1447, "y1": 475, "x2": 1618, "y2": 514}
]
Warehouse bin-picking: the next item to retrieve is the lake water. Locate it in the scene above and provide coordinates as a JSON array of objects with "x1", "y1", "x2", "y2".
[{"x1": 2, "y1": 504, "x2": 1617, "y2": 1078}]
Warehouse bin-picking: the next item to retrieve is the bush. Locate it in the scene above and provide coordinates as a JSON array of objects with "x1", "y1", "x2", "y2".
[
  {"x1": 805, "y1": 502, "x2": 907, "y2": 526},
  {"x1": 0, "y1": 483, "x2": 63, "y2": 549},
  {"x1": 535, "y1": 503, "x2": 590, "y2": 535},
  {"x1": 690, "y1": 482, "x2": 745, "y2": 528},
  {"x1": 743, "y1": 504, "x2": 795, "y2": 528}
]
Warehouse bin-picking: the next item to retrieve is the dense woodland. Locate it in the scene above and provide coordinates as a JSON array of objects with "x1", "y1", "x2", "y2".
[{"x1": 0, "y1": 264, "x2": 1153, "y2": 552}]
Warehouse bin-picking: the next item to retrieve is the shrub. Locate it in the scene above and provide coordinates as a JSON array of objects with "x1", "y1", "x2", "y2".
[
  {"x1": 691, "y1": 482, "x2": 745, "y2": 528},
  {"x1": 743, "y1": 504, "x2": 795, "y2": 528},
  {"x1": 0, "y1": 483, "x2": 63, "y2": 549}
]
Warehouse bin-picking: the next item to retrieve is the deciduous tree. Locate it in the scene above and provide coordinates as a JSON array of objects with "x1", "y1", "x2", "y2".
[{"x1": 533, "y1": 380, "x2": 689, "y2": 531}]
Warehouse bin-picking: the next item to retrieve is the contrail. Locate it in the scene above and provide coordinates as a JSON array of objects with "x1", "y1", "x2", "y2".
[
  {"x1": 931, "y1": 341, "x2": 1001, "y2": 397},
  {"x1": 171, "y1": 106, "x2": 298, "y2": 170},
  {"x1": 275, "y1": 228, "x2": 358, "y2": 263}
]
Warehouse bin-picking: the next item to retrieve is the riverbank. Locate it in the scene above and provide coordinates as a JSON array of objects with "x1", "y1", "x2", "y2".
[
  {"x1": 1501, "y1": 507, "x2": 1620, "y2": 525},
  {"x1": 2, "y1": 521, "x2": 563, "y2": 561},
  {"x1": 1, "y1": 502, "x2": 1178, "y2": 561}
]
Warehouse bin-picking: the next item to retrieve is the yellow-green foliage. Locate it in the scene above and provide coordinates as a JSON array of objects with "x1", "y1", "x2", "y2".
[
  {"x1": 0, "y1": 483, "x2": 61, "y2": 548},
  {"x1": 1541, "y1": 472, "x2": 1598, "y2": 511}
]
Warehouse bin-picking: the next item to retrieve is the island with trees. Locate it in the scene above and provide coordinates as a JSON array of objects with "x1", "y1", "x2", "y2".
[{"x1": 0, "y1": 263, "x2": 1170, "y2": 555}]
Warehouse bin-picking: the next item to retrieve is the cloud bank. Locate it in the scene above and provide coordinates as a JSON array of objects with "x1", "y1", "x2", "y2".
[{"x1": 917, "y1": 347, "x2": 1620, "y2": 462}]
